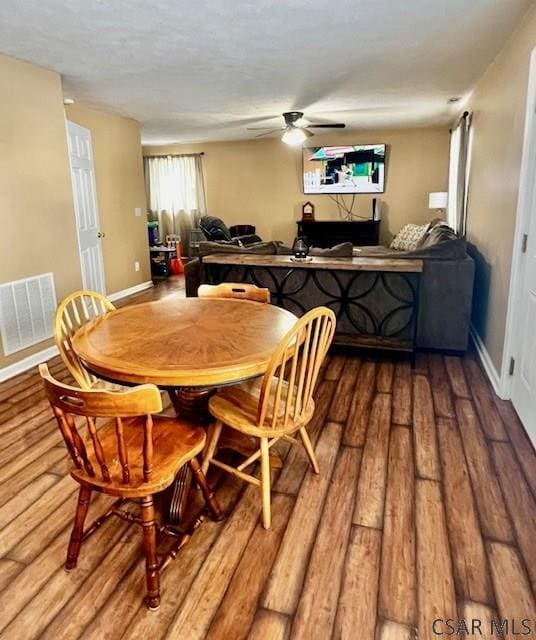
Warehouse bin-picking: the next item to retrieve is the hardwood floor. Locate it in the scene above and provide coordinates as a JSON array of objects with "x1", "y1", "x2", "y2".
[{"x1": 0, "y1": 276, "x2": 535, "y2": 640}]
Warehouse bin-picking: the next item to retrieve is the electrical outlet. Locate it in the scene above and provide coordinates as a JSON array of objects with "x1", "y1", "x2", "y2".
[
  {"x1": 134, "y1": 207, "x2": 142, "y2": 217},
  {"x1": 134, "y1": 261, "x2": 140, "y2": 272}
]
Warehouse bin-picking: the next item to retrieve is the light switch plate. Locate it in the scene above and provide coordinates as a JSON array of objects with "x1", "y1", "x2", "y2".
[{"x1": 135, "y1": 207, "x2": 142, "y2": 217}]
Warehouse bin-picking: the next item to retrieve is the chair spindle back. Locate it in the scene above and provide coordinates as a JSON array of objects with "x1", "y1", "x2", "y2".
[
  {"x1": 54, "y1": 290, "x2": 116, "y2": 389},
  {"x1": 257, "y1": 307, "x2": 336, "y2": 430},
  {"x1": 198, "y1": 283, "x2": 271, "y2": 304},
  {"x1": 40, "y1": 364, "x2": 162, "y2": 485}
]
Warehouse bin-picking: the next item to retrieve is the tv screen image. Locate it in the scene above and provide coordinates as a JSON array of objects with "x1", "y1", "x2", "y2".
[{"x1": 303, "y1": 144, "x2": 386, "y2": 194}]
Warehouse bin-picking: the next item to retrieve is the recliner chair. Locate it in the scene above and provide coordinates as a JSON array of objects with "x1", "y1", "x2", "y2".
[{"x1": 199, "y1": 216, "x2": 261, "y2": 246}]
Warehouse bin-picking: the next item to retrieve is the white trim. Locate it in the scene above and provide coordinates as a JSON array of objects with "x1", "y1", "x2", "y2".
[
  {"x1": 0, "y1": 280, "x2": 153, "y2": 383},
  {"x1": 470, "y1": 325, "x2": 506, "y2": 399},
  {"x1": 0, "y1": 345, "x2": 58, "y2": 383},
  {"x1": 501, "y1": 47, "x2": 536, "y2": 400},
  {"x1": 108, "y1": 280, "x2": 153, "y2": 303}
]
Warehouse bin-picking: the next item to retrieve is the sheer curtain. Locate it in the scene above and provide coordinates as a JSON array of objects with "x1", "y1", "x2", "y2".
[
  {"x1": 447, "y1": 112, "x2": 472, "y2": 235},
  {"x1": 144, "y1": 154, "x2": 207, "y2": 255}
]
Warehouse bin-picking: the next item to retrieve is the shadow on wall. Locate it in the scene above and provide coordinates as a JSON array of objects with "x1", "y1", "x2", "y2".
[
  {"x1": 272, "y1": 218, "x2": 297, "y2": 244},
  {"x1": 379, "y1": 202, "x2": 391, "y2": 245},
  {"x1": 467, "y1": 241, "x2": 491, "y2": 338}
]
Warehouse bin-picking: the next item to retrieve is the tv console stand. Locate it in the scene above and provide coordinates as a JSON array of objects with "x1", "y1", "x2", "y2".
[{"x1": 296, "y1": 219, "x2": 380, "y2": 248}]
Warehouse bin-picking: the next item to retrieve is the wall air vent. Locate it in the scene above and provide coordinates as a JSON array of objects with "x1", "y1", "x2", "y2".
[{"x1": 0, "y1": 273, "x2": 57, "y2": 355}]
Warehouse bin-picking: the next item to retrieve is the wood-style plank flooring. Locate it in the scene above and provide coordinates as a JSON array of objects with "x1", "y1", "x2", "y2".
[{"x1": 0, "y1": 276, "x2": 535, "y2": 639}]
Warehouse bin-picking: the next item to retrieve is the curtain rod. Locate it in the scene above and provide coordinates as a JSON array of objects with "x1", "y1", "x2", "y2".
[
  {"x1": 449, "y1": 110, "x2": 471, "y2": 133},
  {"x1": 144, "y1": 152, "x2": 205, "y2": 158}
]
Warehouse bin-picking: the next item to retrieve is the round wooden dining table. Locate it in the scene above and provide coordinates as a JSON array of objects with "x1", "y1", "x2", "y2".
[{"x1": 72, "y1": 296, "x2": 298, "y2": 523}]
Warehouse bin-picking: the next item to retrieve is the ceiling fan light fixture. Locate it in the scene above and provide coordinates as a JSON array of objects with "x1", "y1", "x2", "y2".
[
  {"x1": 293, "y1": 116, "x2": 309, "y2": 127},
  {"x1": 281, "y1": 126, "x2": 308, "y2": 146},
  {"x1": 250, "y1": 111, "x2": 344, "y2": 139}
]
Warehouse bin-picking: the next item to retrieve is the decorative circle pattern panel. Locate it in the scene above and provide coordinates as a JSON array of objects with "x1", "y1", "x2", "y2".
[{"x1": 210, "y1": 264, "x2": 419, "y2": 341}]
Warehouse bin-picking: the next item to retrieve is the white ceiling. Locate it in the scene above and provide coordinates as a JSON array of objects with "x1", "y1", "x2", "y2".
[{"x1": 0, "y1": 0, "x2": 531, "y2": 144}]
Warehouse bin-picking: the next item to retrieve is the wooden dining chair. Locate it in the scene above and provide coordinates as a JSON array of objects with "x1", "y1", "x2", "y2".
[
  {"x1": 203, "y1": 306, "x2": 336, "y2": 528},
  {"x1": 54, "y1": 290, "x2": 117, "y2": 389},
  {"x1": 39, "y1": 363, "x2": 222, "y2": 610},
  {"x1": 198, "y1": 282, "x2": 271, "y2": 303}
]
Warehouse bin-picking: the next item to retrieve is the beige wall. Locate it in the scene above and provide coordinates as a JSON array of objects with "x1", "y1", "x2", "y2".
[
  {"x1": 0, "y1": 54, "x2": 151, "y2": 372},
  {"x1": 465, "y1": 6, "x2": 536, "y2": 371},
  {"x1": 65, "y1": 104, "x2": 151, "y2": 293},
  {"x1": 143, "y1": 127, "x2": 449, "y2": 246},
  {"x1": 0, "y1": 54, "x2": 82, "y2": 368}
]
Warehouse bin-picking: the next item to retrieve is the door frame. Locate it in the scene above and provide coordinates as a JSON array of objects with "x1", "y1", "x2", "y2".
[
  {"x1": 501, "y1": 46, "x2": 536, "y2": 400},
  {"x1": 66, "y1": 119, "x2": 107, "y2": 295}
]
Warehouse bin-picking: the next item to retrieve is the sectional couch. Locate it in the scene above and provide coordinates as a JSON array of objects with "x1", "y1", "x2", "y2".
[{"x1": 184, "y1": 225, "x2": 475, "y2": 352}]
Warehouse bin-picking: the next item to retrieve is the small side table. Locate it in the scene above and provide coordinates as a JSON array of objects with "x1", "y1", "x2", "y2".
[{"x1": 150, "y1": 246, "x2": 177, "y2": 279}]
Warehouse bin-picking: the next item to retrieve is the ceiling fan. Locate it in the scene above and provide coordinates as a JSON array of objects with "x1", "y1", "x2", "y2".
[{"x1": 247, "y1": 111, "x2": 346, "y2": 145}]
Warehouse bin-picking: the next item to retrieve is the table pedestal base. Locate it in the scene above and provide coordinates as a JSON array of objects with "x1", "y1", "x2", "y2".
[
  {"x1": 166, "y1": 384, "x2": 285, "y2": 527},
  {"x1": 168, "y1": 387, "x2": 215, "y2": 423},
  {"x1": 166, "y1": 386, "x2": 260, "y2": 524},
  {"x1": 165, "y1": 388, "x2": 214, "y2": 523}
]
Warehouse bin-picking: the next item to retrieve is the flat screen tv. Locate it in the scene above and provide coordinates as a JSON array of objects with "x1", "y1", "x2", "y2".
[{"x1": 303, "y1": 144, "x2": 386, "y2": 194}]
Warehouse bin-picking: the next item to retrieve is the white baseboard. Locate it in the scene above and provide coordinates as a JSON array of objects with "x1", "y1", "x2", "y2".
[
  {"x1": 0, "y1": 345, "x2": 59, "y2": 383},
  {"x1": 108, "y1": 280, "x2": 153, "y2": 303},
  {"x1": 470, "y1": 325, "x2": 507, "y2": 399},
  {"x1": 0, "y1": 281, "x2": 153, "y2": 383}
]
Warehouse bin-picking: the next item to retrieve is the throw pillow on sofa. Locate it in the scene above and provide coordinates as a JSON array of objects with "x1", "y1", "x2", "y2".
[
  {"x1": 417, "y1": 222, "x2": 458, "y2": 248},
  {"x1": 276, "y1": 242, "x2": 354, "y2": 257},
  {"x1": 199, "y1": 240, "x2": 279, "y2": 256},
  {"x1": 309, "y1": 242, "x2": 354, "y2": 257},
  {"x1": 390, "y1": 224, "x2": 429, "y2": 251}
]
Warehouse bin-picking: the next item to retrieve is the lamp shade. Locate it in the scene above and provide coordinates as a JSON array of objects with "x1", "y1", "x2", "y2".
[{"x1": 429, "y1": 192, "x2": 448, "y2": 209}]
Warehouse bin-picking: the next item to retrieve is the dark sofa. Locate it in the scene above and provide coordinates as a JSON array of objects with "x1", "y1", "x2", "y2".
[{"x1": 185, "y1": 227, "x2": 475, "y2": 352}]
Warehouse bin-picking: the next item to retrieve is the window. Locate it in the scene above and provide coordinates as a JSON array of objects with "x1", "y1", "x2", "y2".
[
  {"x1": 447, "y1": 112, "x2": 472, "y2": 235},
  {"x1": 144, "y1": 154, "x2": 206, "y2": 253},
  {"x1": 145, "y1": 155, "x2": 199, "y2": 215}
]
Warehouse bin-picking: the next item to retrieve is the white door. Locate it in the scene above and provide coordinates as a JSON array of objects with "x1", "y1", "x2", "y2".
[
  {"x1": 511, "y1": 174, "x2": 536, "y2": 439},
  {"x1": 67, "y1": 121, "x2": 106, "y2": 294}
]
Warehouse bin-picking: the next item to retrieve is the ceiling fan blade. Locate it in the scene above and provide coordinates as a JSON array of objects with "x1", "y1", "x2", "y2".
[
  {"x1": 247, "y1": 126, "x2": 285, "y2": 131},
  {"x1": 307, "y1": 123, "x2": 346, "y2": 128},
  {"x1": 254, "y1": 128, "x2": 285, "y2": 138}
]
